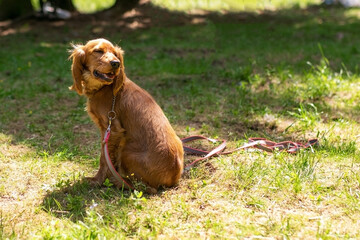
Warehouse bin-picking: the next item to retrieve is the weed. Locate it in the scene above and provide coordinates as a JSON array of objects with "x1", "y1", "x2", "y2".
[
  {"x1": 287, "y1": 103, "x2": 320, "y2": 133},
  {"x1": 0, "y1": 211, "x2": 3, "y2": 239}
]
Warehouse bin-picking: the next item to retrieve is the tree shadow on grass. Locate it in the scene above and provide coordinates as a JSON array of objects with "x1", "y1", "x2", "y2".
[{"x1": 0, "y1": 1, "x2": 359, "y2": 156}]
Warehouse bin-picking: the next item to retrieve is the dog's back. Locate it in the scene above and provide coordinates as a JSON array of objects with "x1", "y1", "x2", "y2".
[{"x1": 118, "y1": 78, "x2": 184, "y2": 188}]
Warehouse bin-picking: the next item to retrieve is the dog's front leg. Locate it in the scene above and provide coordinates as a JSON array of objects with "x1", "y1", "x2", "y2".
[{"x1": 86, "y1": 143, "x2": 108, "y2": 186}]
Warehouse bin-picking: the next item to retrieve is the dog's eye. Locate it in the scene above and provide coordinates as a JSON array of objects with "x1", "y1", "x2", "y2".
[{"x1": 94, "y1": 49, "x2": 104, "y2": 54}]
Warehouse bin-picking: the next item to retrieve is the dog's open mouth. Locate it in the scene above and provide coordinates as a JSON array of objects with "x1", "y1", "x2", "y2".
[{"x1": 93, "y1": 70, "x2": 116, "y2": 82}]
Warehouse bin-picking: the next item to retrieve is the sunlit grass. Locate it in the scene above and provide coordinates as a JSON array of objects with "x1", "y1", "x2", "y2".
[
  {"x1": 73, "y1": 0, "x2": 115, "y2": 13},
  {"x1": 31, "y1": 0, "x2": 322, "y2": 13},
  {"x1": 152, "y1": 0, "x2": 322, "y2": 11},
  {"x1": 31, "y1": 0, "x2": 116, "y2": 13}
]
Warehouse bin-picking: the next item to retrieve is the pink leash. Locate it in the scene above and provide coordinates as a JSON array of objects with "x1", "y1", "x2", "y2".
[
  {"x1": 182, "y1": 135, "x2": 319, "y2": 171},
  {"x1": 103, "y1": 96, "x2": 134, "y2": 190}
]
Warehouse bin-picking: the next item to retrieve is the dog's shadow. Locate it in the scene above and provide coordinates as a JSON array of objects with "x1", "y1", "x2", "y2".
[
  {"x1": 41, "y1": 177, "x2": 156, "y2": 222},
  {"x1": 41, "y1": 167, "x2": 207, "y2": 222}
]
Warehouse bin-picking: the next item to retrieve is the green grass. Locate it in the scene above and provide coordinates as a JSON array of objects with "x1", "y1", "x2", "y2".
[
  {"x1": 1, "y1": 0, "x2": 360, "y2": 239},
  {"x1": 31, "y1": 0, "x2": 322, "y2": 13},
  {"x1": 152, "y1": 0, "x2": 322, "y2": 11}
]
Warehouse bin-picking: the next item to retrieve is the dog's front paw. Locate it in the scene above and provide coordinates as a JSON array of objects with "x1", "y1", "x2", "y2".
[
  {"x1": 85, "y1": 177, "x2": 103, "y2": 187},
  {"x1": 146, "y1": 186, "x2": 158, "y2": 195}
]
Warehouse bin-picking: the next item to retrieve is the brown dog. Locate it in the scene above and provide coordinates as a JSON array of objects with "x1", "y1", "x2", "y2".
[{"x1": 69, "y1": 38, "x2": 184, "y2": 192}]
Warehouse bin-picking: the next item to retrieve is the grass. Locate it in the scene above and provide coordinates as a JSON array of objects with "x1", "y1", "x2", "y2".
[
  {"x1": 31, "y1": 0, "x2": 323, "y2": 13},
  {"x1": 152, "y1": 0, "x2": 322, "y2": 11},
  {"x1": 1, "y1": 0, "x2": 360, "y2": 239}
]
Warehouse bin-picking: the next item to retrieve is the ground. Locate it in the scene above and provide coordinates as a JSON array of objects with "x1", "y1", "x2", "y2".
[{"x1": 1, "y1": 0, "x2": 360, "y2": 239}]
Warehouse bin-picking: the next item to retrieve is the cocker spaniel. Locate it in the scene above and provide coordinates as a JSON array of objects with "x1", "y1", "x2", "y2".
[{"x1": 69, "y1": 38, "x2": 184, "y2": 193}]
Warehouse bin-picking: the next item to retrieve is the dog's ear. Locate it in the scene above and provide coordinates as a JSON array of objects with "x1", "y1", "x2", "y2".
[
  {"x1": 68, "y1": 44, "x2": 86, "y2": 95},
  {"x1": 113, "y1": 45, "x2": 126, "y2": 96}
]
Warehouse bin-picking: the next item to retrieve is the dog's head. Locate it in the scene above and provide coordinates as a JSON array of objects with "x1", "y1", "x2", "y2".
[{"x1": 69, "y1": 38, "x2": 125, "y2": 96}]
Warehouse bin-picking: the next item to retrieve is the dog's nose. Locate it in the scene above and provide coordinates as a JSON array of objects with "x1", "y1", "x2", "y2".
[{"x1": 110, "y1": 60, "x2": 120, "y2": 69}]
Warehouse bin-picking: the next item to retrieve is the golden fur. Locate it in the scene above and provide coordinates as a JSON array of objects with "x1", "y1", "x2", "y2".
[{"x1": 69, "y1": 38, "x2": 184, "y2": 192}]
